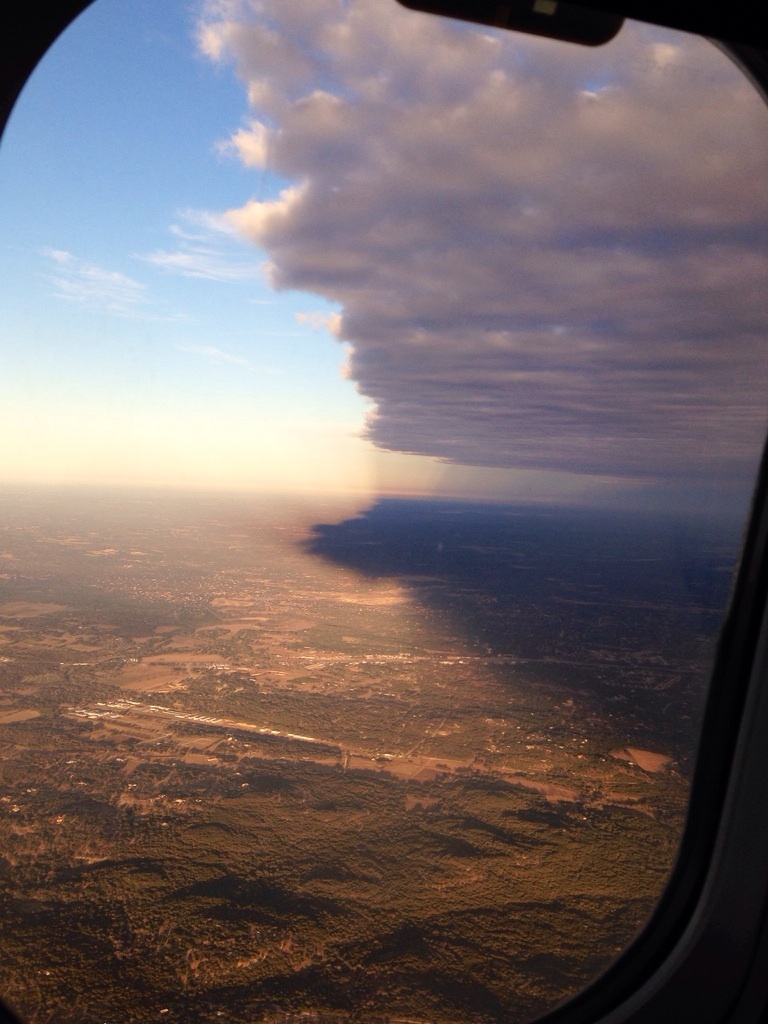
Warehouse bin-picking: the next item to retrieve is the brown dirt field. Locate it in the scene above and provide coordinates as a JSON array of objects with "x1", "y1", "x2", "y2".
[
  {"x1": 0, "y1": 602, "x2": 70, "y2": 618},
  {"x1": 625, "y1": 747, "x2": 672, "y2": 772},
  {"x1": 507, "y1": 776, "x2": 581, "y2": 804},
  {"x1": 612, "y1": 747, "x2": 671, "y2": 773},
  {"x1": 117, "y1": 650, "x2": 239, "y2": 690},
  {"x1": 87, "y1": 723, "x2": 161, "y2": 743},
  {"x1": 143, "y1": 653, "x2": 226, "y2": 666},
  {"x1": 276, "y1": 618, "x2": 319, "y2": 631},
  {"x1": 118, "y1": 666, "x2": 186, "y2": 691},
  {"x1": 182, "y1": 735, "x2": 222, "y2": 751},
  {"x1": 0, "y1": 709, "x2": 40, "y2": 724},
  {"x1": 182, "y1": 752, "x2": 219, "y2": 766},
  {"x1": 368, "y1": 755, "x2": 463, "y2": 781},
  {"x1": 198, "y1": 623, "x2": 257, "y2": 635}
]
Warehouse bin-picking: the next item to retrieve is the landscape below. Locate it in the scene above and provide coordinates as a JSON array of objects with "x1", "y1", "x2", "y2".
[{"x1": 0, "y1": 487, "x2": 739, "y2": 1023}]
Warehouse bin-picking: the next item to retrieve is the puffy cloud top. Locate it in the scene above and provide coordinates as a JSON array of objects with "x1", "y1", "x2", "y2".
[{"x1": 200, "y1": 0, "x2": 768, "y2": 481}]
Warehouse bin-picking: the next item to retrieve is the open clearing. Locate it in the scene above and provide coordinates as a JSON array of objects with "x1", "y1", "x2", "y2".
[
  {"x1": 612, "y1": 747, "x2": 672, "y2": 773},
  {"x1": 0, "y1": 709, "x2": 40, "y2": 724},
  {"x1": 0, "y1": 602, "x2": 70, "y2": 618}
]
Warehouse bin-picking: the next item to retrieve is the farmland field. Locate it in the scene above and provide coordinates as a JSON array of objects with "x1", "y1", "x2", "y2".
[{"x1": 0, "y1": 486, "x2": 738, "y2": 1023}]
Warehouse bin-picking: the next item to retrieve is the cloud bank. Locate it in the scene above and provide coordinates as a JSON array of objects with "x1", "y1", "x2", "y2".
[{"x1": 198, "y1": 0, "x2": 768, "y2": 481}]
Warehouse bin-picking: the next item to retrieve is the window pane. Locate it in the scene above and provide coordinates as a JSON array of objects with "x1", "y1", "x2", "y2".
[{"x1": 1, "y1": 2, "x2": 767, "y2": 1022}]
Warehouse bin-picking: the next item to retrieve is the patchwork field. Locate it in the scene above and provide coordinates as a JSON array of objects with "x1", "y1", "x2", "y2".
[{"x1": 0, "y1": 488, "x2": 738, "y2": 1023}]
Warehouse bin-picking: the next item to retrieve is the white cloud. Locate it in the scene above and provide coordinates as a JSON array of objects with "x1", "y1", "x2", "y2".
[
  {"x1": 220, "y1": 120, "x2": 271, "y2": 168},
  {"x1": 44, "y1": 248, "x2": 147, "y2": 316},
  {"x1": 175, "y1": 343, "x2": 251, "y2": 366},
  {"x1": 140, "y1": 209, "x2": 260, "y2": 283},
  {"x1": 296, "y1": 310, "x2": 342, "y2": 335},
  {"x1": 143, "y1": 246, "x2": 256, "y2": 282}
]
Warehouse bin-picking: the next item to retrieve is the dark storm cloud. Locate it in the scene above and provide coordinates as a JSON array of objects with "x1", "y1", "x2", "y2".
[{"x1": 200, "y1": 0, "x2": 768, "y2": 479}]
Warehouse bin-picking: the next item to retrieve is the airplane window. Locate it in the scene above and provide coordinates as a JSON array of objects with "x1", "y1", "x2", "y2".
[{"x1": 1, "y1": 1, "x2": 767, "y2": 1022}]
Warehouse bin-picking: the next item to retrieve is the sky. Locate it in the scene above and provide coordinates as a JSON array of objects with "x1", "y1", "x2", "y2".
[{"x1": 1, "y1": 0, "x2": 767, "y2": 510}]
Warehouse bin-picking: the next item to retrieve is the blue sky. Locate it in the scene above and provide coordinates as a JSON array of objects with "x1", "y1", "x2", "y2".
[
  {"x1": 1, "y1": 0, "x2": 767, "y2": 510},
  {"x1": 0, "y1": 0, "x2": 374, "y2": 494}
]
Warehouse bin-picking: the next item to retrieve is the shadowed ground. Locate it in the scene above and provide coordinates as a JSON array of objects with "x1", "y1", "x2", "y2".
[{"x1": 305, "y1": 499, "x2": 739, "y2": 757}]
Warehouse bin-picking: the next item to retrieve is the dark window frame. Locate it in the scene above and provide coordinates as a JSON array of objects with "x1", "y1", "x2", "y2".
[{"x1": 1, "y1": 5, "x2": 767, "y2": 1023}]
